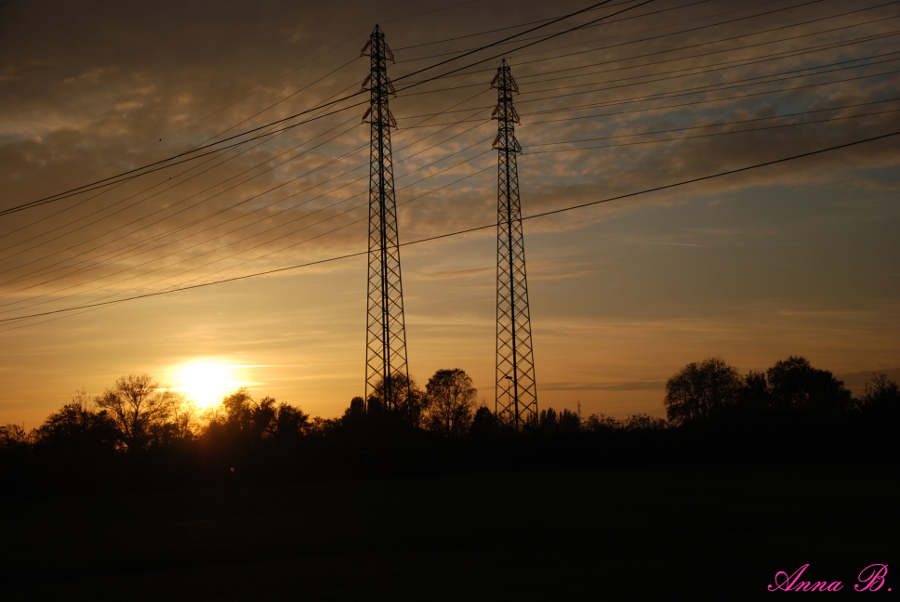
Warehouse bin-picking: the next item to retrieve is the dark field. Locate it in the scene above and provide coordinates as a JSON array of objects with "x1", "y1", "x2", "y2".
[{"x1": 3, "y1": 462, "x2": 898, "y2": 600}]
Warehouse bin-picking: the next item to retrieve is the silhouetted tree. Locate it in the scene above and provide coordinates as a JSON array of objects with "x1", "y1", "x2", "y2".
[
  {"x1": 583, "y1": 413, "x2": 622, "y2": 432},
  {"x1": 271, "y1": 402, "x2": 311, "y2": 442},
  {"x1": 857, "y1": 372, "x2": 899, "y2": 418},
  {"x1": 0, "y1": 423, "x2": 31, "y2": 449},
  {"x1": 35, "y1": 395, "x2": 119, "y2": 454},
  {"x1": 538, "y1": 408, "x2": 582, "y2": 434},
  {"x1": 199, "y1": 389, "x2": 310, "y2": 479},
  {"x1": 341, "y1": 396, "x2": 366, "y2": 426},
  {"x1": 214, "y1": 389, "x2": 308, "y2": 441},
  {"x1": 558, "y1": 409, "x2": 581, "y2": 433},
  {"x1": 94, "y1": 374, "x2": 181, "y2": 450},
  {"x1": 469, "y1": 406, "x2": 499, "y2": 438},
  {"x1": 220, "y1": 388, "x2": 253, "y2": 425},
  {"x1": 737, "y1": 370, "x2": 770, "y2": 411},
  {"x1": 251, "y1": 396, "x2": 278, "y2": 437},
  {"x1": 664, "y1": 357, "x2": 742, "y2": 425},
  {"x1": 423, "y1": 368, "x2": 477, "y2": 437},
  {"x1": 539, "y1": 407, "x2": 559, "y2": 433},
  {"x1": 369, "y1": 373, "x2": 427, "y2": 427},
  {"x1": 621, "y1": 413, "x2": 667, "y2": 431},
  {"x1": 766, "y1": 356, "x2": 852, "y2": 415}
]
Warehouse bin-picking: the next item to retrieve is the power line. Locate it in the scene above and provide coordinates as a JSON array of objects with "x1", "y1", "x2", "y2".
[
  {"x1": 389, "y1": 0, "x2": 620, "y2": 83},
  {"x1": 1, "y1": 61, "x2": 371, "y2": 218},
  {"x1": 0, "y1": 73, "x2": 462, "y2": 279},
  {"x1": 0, "y1": 110, "x2": 362, "y2": 264},
  {"x1": 0, "y1": 0, "x2": 649, "y2": 302},
  {"x1": 0, "y1": 162, "x2": 497, "y2": 333},
  {"x1": 1, "y1": 0, "x2": 635, "y2": 217},
  {"x1": 3, "y1": 129, "x2": 897, "y2": 326},
  {"x1": 396, "y1": 0, "x2": 898, "y2": 90},
  {"x1": 518, "y1": 42, "x2": 900, "y2": 106},
  {"x1": 0, "y1": 115, "x2": 495, "y2": 313},
  {"x1": 516, "y1": 54, "x2": 900, "y2": 114},
  {"x1": 5, "y1": 1, "x2": 897, "y2": 327},
  {"x1": 0, "y1": 106, "x2": 367, "y2": 293},
  {"x1": 398, "y1": 49, "x2": 900, "y2": 126},
  {"x1": 10, "y1": 0, "x2": 892, "y2": 222},
  {"x1": 525, "y1": 107, "x2": 900, "y2": 154},
  {"x1": 6, "y1": 0, "x2": 486, "y2": 208},
  {"x1": 395, "y1": 23, "x2": 900, "y2": 108},
  {"x1": 523, "y1": 100, "x2": 900, "y2": 148},
  {"x1": 500, "y1": 0, "x2": 836, "y2": 64},
  {"x1": 0, "y1": 89, "x2": 494, "y2": 303},
  {"x1": 7, "y1": 38, "x2": 895, "y2": 304},
  {"x1": 392, "y1": 0, "x2": 647, "y2": 50},
  {"x1": 0, "y1": 140, "x2": 494, "y2": 317},
  {"x1": 517, "y1": 65, "x2": 900, "y2": 125},
  {"x1": 513, "y1": 4, "x2": 900, "y2": 83},
  {"x1": 397, "y1": 0, "x2": 825, "y2": 64}
]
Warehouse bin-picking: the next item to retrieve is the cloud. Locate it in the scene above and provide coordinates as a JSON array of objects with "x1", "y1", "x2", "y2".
[
  {"x1": 417, "y1": 266, "x2": 493, "y2": 279},
  {"x1": 640, "y1": 241, "x2": 702, "y2": 247}
]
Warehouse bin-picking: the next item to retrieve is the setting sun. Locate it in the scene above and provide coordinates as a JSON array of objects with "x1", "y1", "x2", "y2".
[{"x1": 175, "y1": 361, "x2": 239, "y2": 408}]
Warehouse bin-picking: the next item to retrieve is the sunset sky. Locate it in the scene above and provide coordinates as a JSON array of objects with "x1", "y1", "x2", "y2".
[{"x1": 1, "y1": 0, "x2": 898, "y2": 429}]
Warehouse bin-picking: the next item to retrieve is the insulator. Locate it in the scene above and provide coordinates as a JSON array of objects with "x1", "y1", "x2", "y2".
[{"x1": 507, "y1": 74, "x2": 519, "y2": 94}]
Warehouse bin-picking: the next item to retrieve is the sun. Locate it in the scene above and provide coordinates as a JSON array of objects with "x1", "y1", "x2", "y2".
[{"x1": 175, "y1": 361, "x2": 239, "y2": 408}]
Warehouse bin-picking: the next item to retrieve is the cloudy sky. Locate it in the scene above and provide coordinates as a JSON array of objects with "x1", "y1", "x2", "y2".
[{"x1": 1, "y1": 0, "x2": 898, "y2": 427}]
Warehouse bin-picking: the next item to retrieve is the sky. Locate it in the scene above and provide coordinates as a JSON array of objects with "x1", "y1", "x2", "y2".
[{"x1": 1, "y1": 0, "x2": 899, "y2": 428}]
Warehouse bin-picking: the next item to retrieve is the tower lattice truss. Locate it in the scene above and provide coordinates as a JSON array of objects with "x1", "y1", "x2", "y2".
[
  {"x1": 362, "y1": 26, "x2": 409, "y2": 410},
  {"x1": 492, "y1": 59, "x2": 538, "y2": 430}
]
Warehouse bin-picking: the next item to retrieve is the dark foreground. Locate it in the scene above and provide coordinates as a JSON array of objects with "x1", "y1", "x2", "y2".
[{"x1": 3, "y1": 462, "x2": 897, "y2": 600}]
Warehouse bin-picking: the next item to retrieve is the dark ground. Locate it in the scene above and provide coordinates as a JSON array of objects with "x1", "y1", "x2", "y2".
[{"x1": 3, "y1": 462, "x2": 898, "y2": 600}]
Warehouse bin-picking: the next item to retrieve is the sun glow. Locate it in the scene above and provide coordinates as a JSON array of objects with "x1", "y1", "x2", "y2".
[{"x1": 175, "y1": 361, "x2": 239, "y2": 408}]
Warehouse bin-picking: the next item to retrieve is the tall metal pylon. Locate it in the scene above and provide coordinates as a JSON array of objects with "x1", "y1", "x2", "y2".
[
  {"x1": 361, "y1": 26, "x2": 410, "y2": 412},
  {"x1": 492, "y1": 59, "x2": 538, "y2": 431}
]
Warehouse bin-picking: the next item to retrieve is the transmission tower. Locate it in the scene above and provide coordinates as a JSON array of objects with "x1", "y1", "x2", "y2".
[
  {"x1": 361, "y1": 26, "x2": 410, "y2": 412},
  {"x1": 492, "y1": 59, "x2": 538, "y2": 431}
]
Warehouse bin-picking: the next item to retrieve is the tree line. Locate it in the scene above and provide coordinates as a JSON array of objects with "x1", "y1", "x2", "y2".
[{"x1": 1, "y1": 356, "x2": 896, "y2": 491}]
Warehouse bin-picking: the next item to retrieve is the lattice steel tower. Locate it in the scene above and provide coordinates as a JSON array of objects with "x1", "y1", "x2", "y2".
[
  {"x1": 492, "y1": 59, "x2": 538, "y2": 430},
  {"x1": 362, "y1": 26, "x2": 409, "y2": 411}
]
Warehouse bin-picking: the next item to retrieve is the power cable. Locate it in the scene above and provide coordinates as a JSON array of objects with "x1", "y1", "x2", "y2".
[
  {"x1": 0, "y1": 87, "x2": 493, "y2": 298},
  {"x1": 394, "y1": 24, "x2": 900, "y2": 104},
  {"x1": 0, "y1": 103, "x2": 495, "y2": 309},
  {"x1": 398, "y1": 0, "x2": 824, "y2": 63},
  {"x1": 22, "y1": 37, "x2": 890, "y2": 300},
  {"x1": 523, "y1": 99, "x2": 900, "y2": 148},
  {"x1": 524, "y1": 107, "x2": 900, "y2": 154},
  {"x1": 3, "y1": 129, "x2": 897, "y2": 326},
  {"x1": 2, "y1": 0, "x2": 634, "y2": 216},
  {"x1": 518, "y1": 41, "x2": 900, "y2": 105},
  {"x1": 396, "y1": 0, "x2": 898, "y2": 88},
  {"x1": 392, "y1": 0, "x2": 646, "y2": 50}
]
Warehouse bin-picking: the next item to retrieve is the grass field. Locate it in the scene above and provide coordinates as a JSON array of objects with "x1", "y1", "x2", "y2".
[{"x1": 3, "y1": 462, "x2": 897, "y2": 600}]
